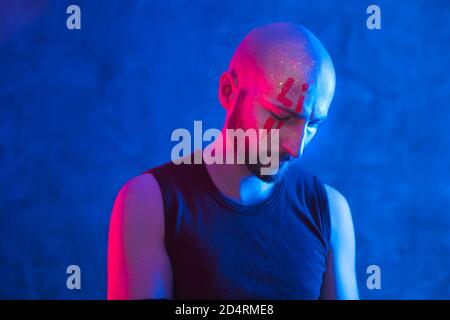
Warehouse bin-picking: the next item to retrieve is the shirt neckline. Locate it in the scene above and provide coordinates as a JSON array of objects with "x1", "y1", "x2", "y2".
[{"x1": 199, "y1": 162, "x2": 286, "y2": 215}]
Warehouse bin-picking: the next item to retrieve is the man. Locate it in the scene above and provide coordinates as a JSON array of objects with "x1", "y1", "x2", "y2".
[{"x1": 107, "y1": 23, "x2": 359, "y2": 300}]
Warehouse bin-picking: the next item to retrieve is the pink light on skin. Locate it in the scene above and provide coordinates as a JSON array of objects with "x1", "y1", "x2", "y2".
[
  {"x1": 276, "y1": 77, "x2": 295, "y2": 107},
  {"x1": 301, "y1": 83, "x2": 309, "y2": 91},
  {"x1": 263, "y1": 114, "x2": 284, "y2": 131},
  {"x1": 107, "y1": 189, "x2": 130, "y2": 299},
  {"x1": 263, "y1": 77, "x2": 312, "y2": 131},
  {"x1": 276, "y1": 77, "x2": 312, "y2": 112},
  {"x1": 295, "y1": 95, "x2": 305, "y2": 113},
  {"x1": 263, "y1": 117, "x2": 276, "y2": 130},
  {"x1": 276, "y1": 120, "x2": 284, "y2": 129},
  {"x1": 295, "y1": 82, "x2": 309, "y2": 113}
]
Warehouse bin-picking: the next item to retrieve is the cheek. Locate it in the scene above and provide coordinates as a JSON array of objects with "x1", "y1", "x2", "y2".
[
  {"x1": 258, "y1": 110, "x2": 285, "y2": 131},
  {"x1": 243, "y1": 105, "x2": 267, "y2": 130}
]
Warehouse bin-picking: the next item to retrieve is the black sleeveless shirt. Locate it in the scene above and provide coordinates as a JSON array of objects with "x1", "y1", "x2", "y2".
[{"x1": 146, "y1": 159, "x2": 331, "y2": 299}]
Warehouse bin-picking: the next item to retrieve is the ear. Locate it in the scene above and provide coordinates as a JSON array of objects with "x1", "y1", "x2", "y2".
[{"x1": 218, "y1": 71, "x2": 238, "y2": 110}]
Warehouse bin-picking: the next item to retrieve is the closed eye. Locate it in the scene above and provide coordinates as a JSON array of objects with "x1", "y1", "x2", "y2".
[{"x1": 269, "y1": 111, "x2": 290, "y2": 121}]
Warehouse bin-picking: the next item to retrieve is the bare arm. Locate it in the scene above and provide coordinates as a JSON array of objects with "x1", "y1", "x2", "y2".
[
  {"x1": 320, "y1": 184, "x2": 359, "y2": 300},
  {"x1": 107, "y1": 173, "x2": 173, "y2": 299}
]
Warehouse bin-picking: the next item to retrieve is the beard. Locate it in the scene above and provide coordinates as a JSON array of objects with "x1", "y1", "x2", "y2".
[
  {"x1": 246, "y1": 157, "x2": 291, "y2": 183},
  {"x1": 227, "y1": 93, "x2": 292, "y2": 183}
]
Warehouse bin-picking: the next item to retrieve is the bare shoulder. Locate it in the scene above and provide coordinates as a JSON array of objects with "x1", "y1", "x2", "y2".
[
  {"x1": 111, "y1": 173, "x2": 164, "y2": 239},
  {"x1": 324, "y1": 184, "x2": 350, "y2": 214},
  {"x1": 321, "y1": 185, "x2": 359, "y2": 299},
  {"x1": 108, "y1": 173, "x2": 170, "y2": 299},
  {"x1": 323, "y1": 184, "x2": 354, "y2": 243},
  {"x1": 117, "y1": 173, "x2": 162, "y2": 204}
]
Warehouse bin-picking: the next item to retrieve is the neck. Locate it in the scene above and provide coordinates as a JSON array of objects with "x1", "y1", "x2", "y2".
[{"x1": 203, "y1": 129, "x2": 275, "y2": 206}]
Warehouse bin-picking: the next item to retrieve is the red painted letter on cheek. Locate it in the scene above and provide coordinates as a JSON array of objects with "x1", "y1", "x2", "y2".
[
  {"x1": 263, "y1": 117, "x2": 284, "y2": 131},
  {"x1": 276, "y1": 120, "x2": 284, "y2": 129},
  {"x1": 263, "y1": 117, "x2": 276, "y2": 130}
]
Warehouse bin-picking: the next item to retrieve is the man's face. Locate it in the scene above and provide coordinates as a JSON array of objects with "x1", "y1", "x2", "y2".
[{"x1": 227, "y1": 72, "x2": 333, "y2": 183}]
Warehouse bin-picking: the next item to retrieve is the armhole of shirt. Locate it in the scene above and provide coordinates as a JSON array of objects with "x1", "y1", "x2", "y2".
[{"x1": 314, "y1": 175, "x2": 332, "y2": 253}]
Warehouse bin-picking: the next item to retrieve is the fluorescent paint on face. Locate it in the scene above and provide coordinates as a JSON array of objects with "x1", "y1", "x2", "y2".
[
  {"x1": 262, "y1": 76, "x2": 313, "y2": 131},
  {"x1": 295, "y1": 82, "x2": 312, "y2": 112},
  {"x1": 226, "y1": 23, "x2": 336, "y2": 175},
  {"x1": 295, "y1": 95, "x2": 305, "y2": 113},
  {"x1": 257, "y1": 75, "x2": 320, "y2": 160},
  {"x1": 263, "y1": 117, "x2": 276, "y2": 130},
  {"x1": 276, "y1": 77, "x2": 295, "y2": 107},
  {"x1": 274, "y1": 76, "x2": 313, "y2": 114},
  {"x1": 276, "y1": 120, "x2": 284, "y2": 129}
]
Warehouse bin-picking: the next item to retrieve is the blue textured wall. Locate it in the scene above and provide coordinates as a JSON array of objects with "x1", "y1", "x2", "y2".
[{"x1": 0, "y1": 0, "x2": 449, "y2": 299}]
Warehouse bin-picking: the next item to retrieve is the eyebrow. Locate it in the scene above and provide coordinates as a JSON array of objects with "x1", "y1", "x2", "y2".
[{"x1": 261, "y1": 99, "x2": 327, "y2": 122}]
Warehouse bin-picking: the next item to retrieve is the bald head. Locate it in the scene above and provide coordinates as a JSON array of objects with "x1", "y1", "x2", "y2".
[
  {"x1": 228, "y1": 22, "x2": 335, "y2": 115},
  {"x1": 218, "y1": 23, "x2": 336, "y2": 180}
]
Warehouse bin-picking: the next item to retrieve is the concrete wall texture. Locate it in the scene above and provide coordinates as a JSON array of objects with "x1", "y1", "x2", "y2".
[{"x1": 0, "y1": 0, "x2": 449, "y2": 299}]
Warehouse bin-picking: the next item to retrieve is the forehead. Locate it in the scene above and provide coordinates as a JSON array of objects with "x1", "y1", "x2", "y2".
[{"x1": 255, "y1": 72, "x2": 332, "y2": 121}]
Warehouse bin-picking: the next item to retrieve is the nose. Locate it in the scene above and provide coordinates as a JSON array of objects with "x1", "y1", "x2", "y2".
[{"x1": 281, "y1": 122, "x2": 306, "y2": 159}]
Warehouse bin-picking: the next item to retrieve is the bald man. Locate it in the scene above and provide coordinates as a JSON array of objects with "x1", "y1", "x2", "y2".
[{"x1": 107, "y1": 23, "x2": 359, "y2": 300}]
